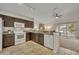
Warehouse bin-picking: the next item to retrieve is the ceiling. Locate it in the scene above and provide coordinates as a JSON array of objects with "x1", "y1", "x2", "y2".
[{"x1": 0, "y1": 3, "x2": 79, "y2": 25}]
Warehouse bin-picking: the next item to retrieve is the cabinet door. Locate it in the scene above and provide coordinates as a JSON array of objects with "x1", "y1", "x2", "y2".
[
  {"x1": 25, "y1": 21, "x2": 29, "y2": 28},
  {"x1": 31, "y1": 33, "x2": 38, "y2": 43},
  {"x1": 3, "y1": 16, "x2": 14, "y2": 27},
  {"x1": 44, "y1": 35, "x2": 53, "y2": 49},
  {"x1": 26, "y1": 32, "x2": 31, "y2": 41},
  {"x1": 38, "y1": 34, "x2": 44, "y2": 45},
  {"x1": 29, "y1": 21, "x2": 34, "y2": 28},
  {"x1": 31, "y1": 33, "x2": 44, "y2": 45},
  {"x1": 25, "y1": 21, "x2": 34, "y2": 28},
  {"x1": 3, "y1": 34, "x2": 14, "y2": 48}
]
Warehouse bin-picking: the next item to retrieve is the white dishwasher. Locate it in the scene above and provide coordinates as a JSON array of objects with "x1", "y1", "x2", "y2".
[{"x1": 44, "y1": 34, "x2": 54, "y2": 49}]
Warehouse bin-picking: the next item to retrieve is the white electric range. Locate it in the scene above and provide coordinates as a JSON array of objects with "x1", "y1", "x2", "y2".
[
  {"x1": 14, "y1": 31, "x2": 26, "y2": 45},
  {"x1": 14, "y1": 22, "x2": 26, "y2": 45}
]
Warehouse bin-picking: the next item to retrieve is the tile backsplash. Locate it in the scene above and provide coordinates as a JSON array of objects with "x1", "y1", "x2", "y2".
[{"x1": 3, "y1": 27, "x2": 14, "y2": 32}]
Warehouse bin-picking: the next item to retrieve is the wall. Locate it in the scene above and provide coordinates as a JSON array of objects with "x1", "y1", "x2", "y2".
[
  {"x1": 0, "y1": 18, "x2": 2, "y2": 51},
  {"x1": 75, "y1": 20, "x2": 79, "y2": 39},
  {"x1": 34, "y1": 19, "x2": 40, "y2": 30},
  {"x1": 3, "y1": 27, "x2": 14, "y2": 32}
]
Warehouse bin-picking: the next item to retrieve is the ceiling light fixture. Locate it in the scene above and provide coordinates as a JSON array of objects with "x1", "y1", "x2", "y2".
[{"x1": 53, "y1": 7, "x2": 62, "y2": 19}]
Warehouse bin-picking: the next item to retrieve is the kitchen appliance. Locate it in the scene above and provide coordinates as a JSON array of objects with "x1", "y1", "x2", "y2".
[
  {"x1": 14, "y1": 32, "x2": 26, "y2": 45},
  {"x1": 44, "y1": 34, "x2": 53, "y2": 49},
  {"x1": 14, "y1": 22, "x2": 26, "y2": 45}
]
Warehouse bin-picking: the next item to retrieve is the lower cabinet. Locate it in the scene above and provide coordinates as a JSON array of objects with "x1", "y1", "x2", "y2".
[
  {"x1": 3, "y1": 34, "x2": 14, "y2": 48},
  {"x1": 38, "y1": 33, "x2": 44, "y2": 45},
  {"x1": 26, "y1": 32, "x2": 31, "y2": 41},
  {"x1": 31, "y1": 33, "x2": 44, "y2": 46}
]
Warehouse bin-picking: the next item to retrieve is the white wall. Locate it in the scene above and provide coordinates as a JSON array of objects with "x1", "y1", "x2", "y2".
[
  {"x1": 0, "y1": 18, "x2": 2, "y2": 51},
  {"x1": 75, "y1": 20, "x2": 79, "y2": 39},
  {"x1": 34, "y1": 18, "x2": 41, "y2": 29},
  {"x1": 3, "y1": 27, "x2": 14, "y2": 32}
]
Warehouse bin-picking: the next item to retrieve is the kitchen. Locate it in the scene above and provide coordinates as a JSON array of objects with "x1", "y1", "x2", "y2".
[
  {"x1": 0, "y1": 13, "x2": 59, "y2": 54},
  {"x1": 1, "y1": 3, "x2": 79, "y2": 55}
]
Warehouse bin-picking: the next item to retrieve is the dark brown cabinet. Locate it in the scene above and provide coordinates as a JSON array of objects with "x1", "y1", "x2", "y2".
[
  {"x1": 3, "y1": 34, "x2": 14, "y2": 48},
  {"x1": 0, "y1": 14, "x2": 34, "y2": 28},
  {"x1": 26, "y1": 32, "x2": 31, "y2": 41},
  {"x1": 38, "y1": 33, "x2": 44, "y2": 45},
  {"x1": 31, "y1": 33, "x2": 44, "y2": 46},
  {"x1": 28, "y1": 21, "x2": 34, "y2": 28},
  {"x1": 3, "y1": 16, "x2": 15, "y2": 27},
  {"x1": 25, "y1": 21, "x2": 34, "y2": 28}
]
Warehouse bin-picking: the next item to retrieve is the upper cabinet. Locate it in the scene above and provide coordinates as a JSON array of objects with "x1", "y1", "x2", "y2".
[
  {"x1": 3, "y1": 16, "x2": 15, "y2": 27},
  {"x1": 25, "y1": 21, "x2": 34, "y2": 28},
  {"x1": 0, "y1": 14, "x2": 34, "y2": 28}
]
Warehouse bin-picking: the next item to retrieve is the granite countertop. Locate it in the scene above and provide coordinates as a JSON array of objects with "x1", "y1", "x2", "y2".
[
  {"x1": 24, "y1": 30, "x2": 54, "y2": 35},
  {"x1": 3, "y1": 29, "x2": 54, "y2": 35}
]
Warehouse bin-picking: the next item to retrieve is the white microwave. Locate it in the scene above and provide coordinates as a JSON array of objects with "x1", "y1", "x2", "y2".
[{"x1": 14, "y1": 22, "x2": 25, "y2": 28}]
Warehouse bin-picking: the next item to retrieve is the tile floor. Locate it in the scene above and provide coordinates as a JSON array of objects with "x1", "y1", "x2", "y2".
[
  {"x1": 0, "y1": 41, "x2": 53, "y2": 55},
  {"x1": 0, "y1": 41, "x2": 78, "y2": 55},
  {"x1": 60, "y1": 36, "x2": 79, "y2": 52},
  {"x1": 55, "y1": 47, "x2": 79, "y2": 55}
]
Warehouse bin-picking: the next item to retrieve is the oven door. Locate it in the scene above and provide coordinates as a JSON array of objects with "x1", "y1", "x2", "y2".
[{"x1": 15, "y1": 32, "x2": 26, "y2": 45}]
